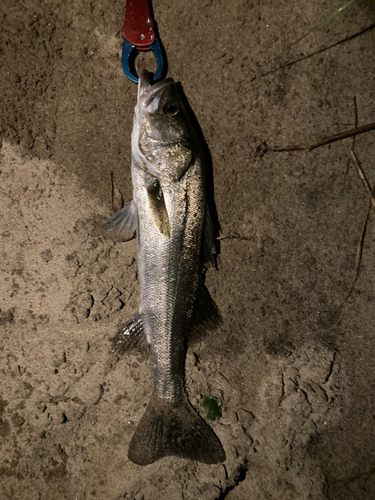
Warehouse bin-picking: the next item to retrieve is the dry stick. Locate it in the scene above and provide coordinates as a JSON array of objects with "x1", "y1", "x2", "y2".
[
  {"x1": 334, "y1": 112, "x2": 375, "y2": 314},
  {"x1": 346, "y1": 97, "x2": 358, "y2": 173},
  {"x1": 350, "y1": 150, "x2": 375, "y2": 211},
  {"x1": 272, "y1": 122, "x2": 375, "y2": 152},
  {"x1": 110, "y1": 171, "x2": 124, "y2": 213},
  {"x1": 328, "y1": 185, "x2": 375, "y2": 321}
]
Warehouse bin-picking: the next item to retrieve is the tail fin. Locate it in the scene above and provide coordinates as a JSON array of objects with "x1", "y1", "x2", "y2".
[{"x1": 128, "y1": 394, "x2": 225, "y2": 465}]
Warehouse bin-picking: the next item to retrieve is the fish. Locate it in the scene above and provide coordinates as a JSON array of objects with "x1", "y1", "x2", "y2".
[{"x1": 98, "y1": 70, "x2": 225, "y2": 466}]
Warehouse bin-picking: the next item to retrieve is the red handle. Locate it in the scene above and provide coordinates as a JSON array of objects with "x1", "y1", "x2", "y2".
[{"x1": 122, "y1": 0, "x2": 156, "y2": 49}]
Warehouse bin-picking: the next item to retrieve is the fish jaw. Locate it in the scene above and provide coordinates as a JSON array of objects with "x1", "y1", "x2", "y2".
[
  {"x1": 132, "y1": 70, "x2": 201, "y2": 183},
  {"x1": 137, "y1": 70, "x2": 175, "y2": 108}
]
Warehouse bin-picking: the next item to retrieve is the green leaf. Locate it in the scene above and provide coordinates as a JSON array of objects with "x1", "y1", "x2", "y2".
[{"x1": 201, "y1": 396, "x2": 222, "y2": 421}]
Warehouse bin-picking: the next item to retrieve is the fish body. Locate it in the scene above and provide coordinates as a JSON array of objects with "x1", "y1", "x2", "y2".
[{"x1": 99, "y1": 71, "x2": 225, "y2": 465}]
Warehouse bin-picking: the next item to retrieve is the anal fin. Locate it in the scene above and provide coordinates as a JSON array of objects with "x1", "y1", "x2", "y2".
[{"x1": 111, "y1": 312, "x2": 149, "y2": 355}]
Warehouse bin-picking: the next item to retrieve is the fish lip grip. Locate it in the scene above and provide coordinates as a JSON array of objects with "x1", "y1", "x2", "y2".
[
  {"x1": 121, "y1": 0, "x2": 164, "y2": 83},
  {"x1": 121, "y1": 38, "x2": 163, "y2": 84}
]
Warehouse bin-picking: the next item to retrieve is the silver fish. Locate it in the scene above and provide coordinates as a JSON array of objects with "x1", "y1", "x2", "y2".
[{"x1": 99, "y1": 70, "x2": 225, "y2": 465}]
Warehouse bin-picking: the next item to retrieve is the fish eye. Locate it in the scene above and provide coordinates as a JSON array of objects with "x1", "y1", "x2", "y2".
[{"x1": 165, "y1": 103, "x2": 180, "y2": 116}]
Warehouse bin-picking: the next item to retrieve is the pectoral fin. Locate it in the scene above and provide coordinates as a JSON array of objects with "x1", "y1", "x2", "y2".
[
  {"x1": 97, "y1": 201, "x2": 137, "y2": 242},
  {"x1": 146, "y1": 179, "x2": 170, "y2": 238}
]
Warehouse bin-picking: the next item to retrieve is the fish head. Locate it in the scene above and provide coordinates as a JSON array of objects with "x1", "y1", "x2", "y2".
[{"x1": 133, "y1": 70, "x2": 199, "y2": 182}]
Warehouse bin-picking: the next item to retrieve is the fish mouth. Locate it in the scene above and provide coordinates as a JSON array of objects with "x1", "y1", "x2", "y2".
[
  {"x1": 138, "y1": 70, "x2": 175, "y2": 109},
  {"x1": 146, "y1": 136, "x2": 184, "y2": 147}
]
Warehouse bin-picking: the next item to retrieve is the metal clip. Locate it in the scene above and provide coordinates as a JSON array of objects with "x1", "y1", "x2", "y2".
[
  {"x1": 121, "y1": 0, "x2": 165, "y2": 83},
  {"x1": 121, "y1": 38, "x2": 164, "y2": 84}
]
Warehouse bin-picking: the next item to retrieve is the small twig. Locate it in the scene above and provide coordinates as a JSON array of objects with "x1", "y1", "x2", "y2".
[
  {"x1": 350, "y1": 151, "x2": 375, "y2": 211},
  {"x1": 354, "y1": 189, "x2": 374, "y2": 278},
  {"x1": 272, "y1": 122, "x2": 375, "y2": 152},
  {"x1": 110, "y1": 171, "x2": 124, "y2": 213},
  {"x1": 346, "y1": 97, "x2": 358, "y2": 173},
  {"x1": 286, "y1": 0, "x2": 358, "y2": 51},
  {"x1": 353, "y1": 97, "x2": 358, "y2": 131},
  {"x1": 217, "y1": 234, "x2": 252, "y2": 242},
  {"x1": 329, "y1": 185, "x2": 375, "y2": 320}
]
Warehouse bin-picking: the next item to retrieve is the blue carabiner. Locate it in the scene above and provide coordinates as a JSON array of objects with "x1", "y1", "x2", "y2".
[
  {"x1": 121, "y1": 38, "x2": 164, "y2": 84},
  {"x1": 121, "y1": 0, "x2": 166, "y2": 84}
]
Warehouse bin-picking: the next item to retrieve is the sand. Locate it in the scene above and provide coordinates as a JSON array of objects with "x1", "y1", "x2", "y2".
[{"x1": 1, "y1": 1, "x2": 375, "y2": 498}]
